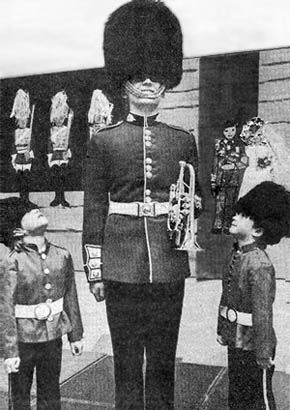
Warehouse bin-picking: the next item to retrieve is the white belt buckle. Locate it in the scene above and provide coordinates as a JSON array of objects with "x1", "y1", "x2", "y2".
[
  {"x1": 138, "y1": 203, "x2": 156, "y2": 217},
  {"x1": 226, "y1": 307, "x2": 238, "y2": 323},
  {"x1": 34, "y1": 303, "x2": 52, "y2": 321}
]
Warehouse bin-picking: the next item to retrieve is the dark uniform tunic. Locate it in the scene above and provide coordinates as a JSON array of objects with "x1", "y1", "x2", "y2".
[
  {"x1": 217, "y1": 241, "x2": 276, "y2": 410},
  {"x1": 82, "y1": 112, "x2": 201, "y2": 410},
  {"x1": 83, "y1": 113, "x2": 200, "y2": 283},
  {"x1": 3, "y1": 241, "x2": 83, "y2": 410}
]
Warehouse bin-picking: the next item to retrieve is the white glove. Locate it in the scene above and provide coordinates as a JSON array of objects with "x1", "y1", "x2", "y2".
[
  {"x1": 90, "y1": 281, "x2": 105, "y2": 302},
  {"x1": 70, "y1": 340, "x2": 83, "y2": 356},
  {"x1": 4, "y1": 357, "x2": 20, "y2": 373}
]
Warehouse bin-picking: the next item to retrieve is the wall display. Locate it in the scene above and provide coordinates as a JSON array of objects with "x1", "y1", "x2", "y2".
[
  {"x1": 88, "y1": 89, "x2": 113, "y2": 139},
  {"x1": 10, "y1": 89, "x2": 36, "y2": 204},
  {"x1": 210, "y1": 119, "x2": 248, "y2": 234},
  {"x1": 48, "y1": 91, "x2": 73, "y2": 207}
]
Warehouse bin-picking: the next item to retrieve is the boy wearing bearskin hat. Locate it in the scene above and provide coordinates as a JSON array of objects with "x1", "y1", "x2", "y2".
[
  {"x1": 82, "y1": 1, "x2": 202, "y2": 408},
  {"x1": 2, "y1": 197, "x2": 83, "y2": 410},
  {"x1": 217, "y1": 181, "x2": 290, "y2": 409}
]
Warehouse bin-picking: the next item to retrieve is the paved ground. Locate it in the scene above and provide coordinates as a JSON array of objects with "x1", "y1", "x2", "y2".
[
  {"x1": 1, "y1": 275, "x2": 289, "y2": 409},
  {"x1": 0, "y1": 191, "x2": 289, "y2": 407}
]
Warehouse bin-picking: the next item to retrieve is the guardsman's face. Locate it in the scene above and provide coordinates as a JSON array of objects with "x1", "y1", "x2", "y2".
[
  {"x1": 21, "y1": 209, "x2": 48, "y2": 233},
  {"x1": 127, "y1": 78, "x2": 165, "y2": 111},
  {"x1": 131, "y1": 78, "x2": 163, "y2": 95},
  {"x1": 223, "y1": 126, "x2": 236, "y2": 140}
]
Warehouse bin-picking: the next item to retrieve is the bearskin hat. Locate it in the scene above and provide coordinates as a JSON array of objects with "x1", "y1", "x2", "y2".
[
  {"x1": 0, "y1": 197, "x2": 38, "y2": 247},
  {"x1": 235, "y1": 181, "x2": 290, "y2": 245},
  {"x1": 103, "y1": 0, "x2": 183, "y2": 92}
]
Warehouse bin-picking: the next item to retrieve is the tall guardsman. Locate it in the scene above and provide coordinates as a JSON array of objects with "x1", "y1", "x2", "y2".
[{"x1": 82, "y1": 1, "x2": 202, "y2": 409}]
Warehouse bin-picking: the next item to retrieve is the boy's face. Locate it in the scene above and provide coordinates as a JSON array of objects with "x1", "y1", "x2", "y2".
[
  {"x1": 223, "y1": 126, "x2": 236, "y2": 140},
  {"x1": 229, "y1": 213, "x2": 258, "y2": 240},
  {"x1": 21, "y1": 209, "x2": 48, "y2": 233}
]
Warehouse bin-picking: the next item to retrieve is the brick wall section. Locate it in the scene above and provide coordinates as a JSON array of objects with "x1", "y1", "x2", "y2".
[
  {"x1": 258, "y1": 48, "x2": 290, "y2": 281},
  {"x1": 159, "y1": 58, "x2": 199, "y2": 139},
  {"x1": 259, "y1": 47, "x2": 290, "y2": 148}
]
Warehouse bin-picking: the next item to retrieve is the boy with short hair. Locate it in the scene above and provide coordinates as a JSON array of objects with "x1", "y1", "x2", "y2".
[
  {"x1": 217, "y1": 181, "x2": 290, "y2": 410},
  {"x1": 2, "y1": 197, "x2": 83, "y2": 410}
]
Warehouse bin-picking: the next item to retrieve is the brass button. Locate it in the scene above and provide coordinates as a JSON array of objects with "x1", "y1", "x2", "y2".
[
  {"x1": 41, "y1": 253, "x2": 47, "y2": 260},
  {"x1": 145, "y1": 141, "x2": 152, "y2": 148},
  {"x1": 45, "y1": 283, "x2": 52, "y2": 290},
  {"x1": 46, "y1": 299, "x2": 52, "y2": 304},
  {"x1": 144, "y1": 129, "x2": 152, "y2": 137},
  {"x1": 145, "y1": 157, "x2": 152, "y2": 165},
  {"x1": 44, "y1": 268, "x2": 50, "y2": 275},
  {"x1": 146, "y1": 165, "x2": 152, "y2": 172},
  {"x1": 144, "y1": 197, "x2": 152, "y2": 203},
  {"x1": 146, "y1": 172, "x2": 153, "y2": 179},
  {"x1": 145, "y1": 189, "x2": 151, "y2": 195}
]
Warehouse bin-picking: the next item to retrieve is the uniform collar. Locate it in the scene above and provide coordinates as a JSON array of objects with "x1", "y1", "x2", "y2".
[
  {"x1": 234, "y1": 240, "x2": 266, "y2": 254},
  {"x1": 126, "y1": 112, "x2": 159, "y2": 126},
  {"x1": 16, "y1": 238, "x2": 50, "y2": 255}
]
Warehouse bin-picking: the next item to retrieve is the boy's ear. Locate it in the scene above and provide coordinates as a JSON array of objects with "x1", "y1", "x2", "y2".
[{"x1": 253, "y1": 227, "x2": 263, "y2": 238}]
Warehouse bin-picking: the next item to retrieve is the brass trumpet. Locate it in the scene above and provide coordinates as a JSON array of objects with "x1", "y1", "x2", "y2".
[{"x1": 167, "y1": 161, "x2": 202, "y2": 251}]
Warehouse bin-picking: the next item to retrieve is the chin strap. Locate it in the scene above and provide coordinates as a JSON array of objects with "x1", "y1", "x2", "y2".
[{"x1": 124, "y1": 81, "x2": 165, "y2": 100}]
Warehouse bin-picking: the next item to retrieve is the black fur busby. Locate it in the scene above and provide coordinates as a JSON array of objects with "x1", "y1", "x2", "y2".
[
  {"x1": 235, "y1": 181, "x2": 290, "y2": 245},
  {"x1": 0, "y1": 197, "x2": 38, "y2": 247},
  {"x1": 103, "y1": 0, "x2": 183, "y2": 92}
]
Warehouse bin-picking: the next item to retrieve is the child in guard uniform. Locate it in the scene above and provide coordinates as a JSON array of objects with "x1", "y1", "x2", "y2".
[
  {"x1": 217, "y1": 181, "x2": 290, "y2": 409},
  {"x1": 2, "y1": 197, "x2": 83, "y2": 410}
]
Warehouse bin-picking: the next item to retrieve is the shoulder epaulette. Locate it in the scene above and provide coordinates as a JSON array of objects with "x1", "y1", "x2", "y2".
[{"x1": 96, "y1": 121, "x2": 123, "y2": 133}]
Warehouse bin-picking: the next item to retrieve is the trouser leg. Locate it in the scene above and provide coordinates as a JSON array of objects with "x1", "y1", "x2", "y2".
[
  {"x1": 17, "y1": 170, "x2": 31, "y2": 202},
  {"x1": 224, "y1": 187, "x2": 238, "y2": 230},
  {"x1": 106, "y1": 282, "x2": 145, "y2": 410},
  {"x1": 59, "y1": 164, "x2": 70, "y2": 207},
  {"x1": 35, "y1": 338, "x2": 62, "y2": 410},
  {"x1": 228, "y1": 348, "x2": 276, "y2": 410},
  {"x1": 50, "y1": 164, "x2": 70, "y2": 207},
  {"x1": 145, "y1": 280, "x2": 184, "y2": 410},
  {"x1": 10, "y1": 342, "x2": 36, "y2": 410},
  {"x1": 212, "y1": 190, "x2": 225, "y2": 232}
]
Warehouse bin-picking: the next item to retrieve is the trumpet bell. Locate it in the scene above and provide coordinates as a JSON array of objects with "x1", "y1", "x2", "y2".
[{"x1": 167, "y1": 161, "x2": 202, "y2": 252}]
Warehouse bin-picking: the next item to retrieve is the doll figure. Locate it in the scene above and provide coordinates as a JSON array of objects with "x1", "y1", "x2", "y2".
[
  {"x1": 10, "y1": 89, "x2": 35, "y2": 203},
  {"x1": 238, "y1": 116, "x2": 290, "y2": 197},
  {"x1": 88, "y1": 89, "x2": 113, "y2": 139},
  {"x1": 211, "y1": 120, "x2": 248, "y2": 234},
  {"x1": 48, "y1": 91, "x2": 73, "y2": 207}
]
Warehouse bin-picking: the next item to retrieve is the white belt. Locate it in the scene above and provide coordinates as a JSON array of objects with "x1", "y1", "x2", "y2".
[
  {"x1": 219, "y1": 305, "x2": 252, "y2": 327},
  {"x1": 108, "y1": 201, "x2": 169, "y2": 217},
  {"x1": 15, "y1": 298, "x2": 63, "y2": 321}
]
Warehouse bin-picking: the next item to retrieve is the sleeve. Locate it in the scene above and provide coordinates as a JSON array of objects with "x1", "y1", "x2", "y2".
[
  {"x1": 2, "y1": 255, "x2": 19, "y2": 358},
  {"x1": 63, "y1": 252, "x2": 84, "y2": 342},
  {"x1": 211, "y1": 139, "x2": 219, "y2": 186},
  {"x1": 249, "y1": 260, "x2": 275, "y2": 360},
  {"x1": 47, "y1": 132, "x2": 53, "y2": 154},
  {"x1": 217, "y1": 256, "x2": 231, "y2": 338},
  {"x1": 82, "y1": 134, "x2": 110, "y2": 281}
]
